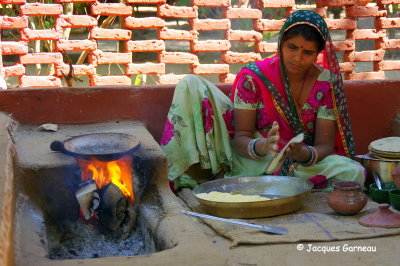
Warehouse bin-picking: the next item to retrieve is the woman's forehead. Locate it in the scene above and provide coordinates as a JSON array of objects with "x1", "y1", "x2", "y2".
[{"x1": 283, "y1": 35, "x2": 319, "y2": 51}]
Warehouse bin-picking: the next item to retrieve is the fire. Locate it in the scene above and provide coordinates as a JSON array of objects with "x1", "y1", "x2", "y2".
[{"x1": 76, "y1": 156, "x2": 135, "y2": 203}]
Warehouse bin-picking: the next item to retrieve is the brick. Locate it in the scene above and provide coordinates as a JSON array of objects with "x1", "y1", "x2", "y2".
[
  {"x1": 20, "y1": 75, "x2": 62, "y2": 87},
  {"x1": 57, "y1": 0, "x2": 96, "y2": 2},
  {"x1": 125, "y1": 17, "x2": 165, "y2": 29},
  {"x1": 339, "y1": 62, "x2": 355, "y2": 72},
  {"x1": 21, "y1": 29, "x2": 63, "y2": 41},
  {"x1": 4, "y1": 64, "x2": 25, "y2": 76},
  {"x1": 126, "y1": 0, "x2": 166, "y2": 3},
  {"x1": 90, "y1": 51, "x2": 132, "y2": 64},
  {"x1": 159, "y1": 28, "x2": 198, "y2": 40},
  {"x1": 91, "y1": 3, "x2": 132, "y2": 16},
  {"x1": 380, "y1": 0, "x2": 400, "y2": 4},
  {"x1": 333, "y1": 40, "x2": 355, "y2": 51},
  {"x1": 56, "y1": 40, "x2": 97, "y2": 51},
  {"x1": 126, "y1": 63, "x2": 165, "y2": 75},
  {"x1": 0, "y1": 16, "x2": 28, "y2": 29},
  {"x1": 227, "y1": 30, "x2": 263, "y2": 42},
  {"x1": 378, "y1": 60, "x2": 400, "y2": 71},
  {"x1": 377, "y1": 17, "x2": 400, "y2": 29},
  {"x1": 353, "y1": 50, "x2": 385, "y2": 62},
  {"x1": 384, "y1": 39, "x2": 400, "y2": 49},
  {"x1": 222, "y1": 51, "x2": 262, "y2": 64},
  {"x1": 254, "y1": 19, "x2": 285, "y2": 31},
  {"x1": 190, "y1": 19, "x2": 230, "y2": 31},
  {"x1": 312, "y1": 7, "x2": 327, "y2": 18},
  {"x1": 259, "y1": 0, "x2": 295, "y2": 8},
  {"x1": 226, "y1": 8, "x2": 262, "y2": 19},
  {"x1": 353, "y1": 29, "x2": 386, "y2": 40},
  {"x1": 91, "y1": 28, "x2": 132, "y2": 40},
  {"x1": 126, "y1": 40, "x2": 165, "y2": 52},
  {"x1": 316, "y1": 0, "x2": 356, "y2": 7},
  {"x1": 56, "y1": 64, "x2": 96, "y2": 76},
  {"x1": 56, "y1": 15, "x2": 97, "y2": 28},
  {"x1": 20, "y1": 3, "x2": 63, "y2": 15},
  {"x1": 219, "y1": 73, "x2": 236, "y2": 83},
  {"x1": 1, "y1": 0, "x2": 26, "y2": 3},
  {"x1": 158, "y1": 4, "x2": 197, "y2": 18},
  {"x1": 192, "y1": 40, "x2": 230, "y2": 52},
  {"x1": 159, "y1": 52, "x2": 198, "y2": 64},
  {"x1": 1, "y1": 42, "x2": 28, "y2": 55},
  {"x1": 326, "y1": 18, "x2": 356, "y2": 30},
  {"x1": 192, "y1": 0, "x2": 230, "y2": 6},
  {"x1": 192, "y1": 64, "x2": 229, "y2": 75},
  {"x1": 157, "y1": 73, "x2": 187, "y2": 84},
  {"x1": 20, "y1": 53, "x2": 63, "y2": 64},
  {"x1": 346, "y1": 6, "x2": 387, "y2": 17},
  {"x1": 347, "y1": 71, "x2": 385, "y2": 80},
  {"x1": 255, "y1": 42, "x2": 278, "y2": 53},
  {"x1": 91, "y1": 75, "x2": 131, "y2": 86}
]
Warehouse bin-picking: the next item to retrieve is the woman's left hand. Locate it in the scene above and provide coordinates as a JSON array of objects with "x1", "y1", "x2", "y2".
[{"x1": 284, "y1": 142, "x2": 309, "y2": 162}]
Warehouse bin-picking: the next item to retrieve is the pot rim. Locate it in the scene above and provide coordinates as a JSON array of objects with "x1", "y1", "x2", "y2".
[{"x1": 332, "y1": 181, "x2": 362, "y2": 190}]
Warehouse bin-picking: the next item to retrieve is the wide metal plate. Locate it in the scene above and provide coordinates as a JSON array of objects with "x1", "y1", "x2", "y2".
[{"x1": 192, "y1": 175, "x2": 313, "y2": 218}]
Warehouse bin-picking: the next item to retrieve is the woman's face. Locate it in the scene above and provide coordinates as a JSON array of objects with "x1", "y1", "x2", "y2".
[{"x1": 281, "y1": 34, "x2": 320, "y2": 76}]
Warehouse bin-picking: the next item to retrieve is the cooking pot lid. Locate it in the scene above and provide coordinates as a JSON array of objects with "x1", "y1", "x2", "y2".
[{"x1": 359, "y1": 204, "x2": 400, "y2": 228}]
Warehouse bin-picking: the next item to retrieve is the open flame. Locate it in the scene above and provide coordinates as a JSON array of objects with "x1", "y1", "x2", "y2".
[{"x1": 76, "y1": 156, "x2": 135, "y2": 203}]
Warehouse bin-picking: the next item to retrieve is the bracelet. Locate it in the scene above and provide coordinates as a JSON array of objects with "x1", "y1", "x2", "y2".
[
  {"x1": 299, "y1": 146, "x2": 318, "y2": 167},
  {"x1": 248, "y1": 138, "x2": 264, "y2": 160}
]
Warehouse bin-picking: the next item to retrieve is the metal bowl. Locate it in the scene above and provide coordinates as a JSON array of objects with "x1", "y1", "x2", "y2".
[
  {"x1": 356, "y1": 154, "x2": 400, "y2": 183},
  {"x1": 192, "y1": 175, "x2": 313, "y2": 218}
]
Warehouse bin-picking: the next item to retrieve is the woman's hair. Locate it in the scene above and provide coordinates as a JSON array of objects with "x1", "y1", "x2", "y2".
[{"x1": 281, "y1": 24, "x2": 325, "y2": 52}]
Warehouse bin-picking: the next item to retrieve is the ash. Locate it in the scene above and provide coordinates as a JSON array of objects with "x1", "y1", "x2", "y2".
[{"x1": 47, "y1": 220, "x2": 148, "y2": 260}]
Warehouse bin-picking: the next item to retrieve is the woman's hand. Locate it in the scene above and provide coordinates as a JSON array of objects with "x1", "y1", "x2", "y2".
[
  {"x1": 255, "y1": 121, "x2": 280, "y2": 156},
  {"x1": 284, "y1": 143, "x2": 309, "y2": 162}
]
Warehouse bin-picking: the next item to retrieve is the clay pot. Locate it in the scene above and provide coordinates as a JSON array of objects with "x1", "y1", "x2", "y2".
[
  {"x1": 327, "y1": 181, "x2": 368, "y2": 215},
  {"x1": 393, "y1": 163, "x2": 400, "y2": 189}
]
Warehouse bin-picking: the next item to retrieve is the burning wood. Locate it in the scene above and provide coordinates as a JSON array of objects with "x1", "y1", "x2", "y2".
[
  {"x1": 74, "y1": 155, "x2": 136, "y2": 232},
  {"x1": 98, "y1": 183, "x2": 128, "y2": 231},
  {"x1": 75, "y1": 179, "x2": 98, "y2": 220}
]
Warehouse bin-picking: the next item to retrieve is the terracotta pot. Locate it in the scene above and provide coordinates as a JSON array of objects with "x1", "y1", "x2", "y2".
[
  {"x1": 392, "y1": 163, "x2": 400, "y2": 188},
  {"x1": 327, "y1": 181, "x2": 368, "y2": 215}
]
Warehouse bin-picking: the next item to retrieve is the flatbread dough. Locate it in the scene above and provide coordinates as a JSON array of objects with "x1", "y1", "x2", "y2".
[
  {"x1": 196, "y1": 191, "x2": 270, "y2": 202},
  {"x1": 266, "y1": 133, "x2": 304, "y2": 174}
]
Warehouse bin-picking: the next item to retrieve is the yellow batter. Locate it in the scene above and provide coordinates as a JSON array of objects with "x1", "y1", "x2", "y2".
[{"x1": 196, "y1": 191, "x2": 270, "y2": 202}]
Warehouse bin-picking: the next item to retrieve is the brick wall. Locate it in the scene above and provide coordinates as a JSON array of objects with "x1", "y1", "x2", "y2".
[{"x1": 1, "y1": 0, "x2": 400, "y2": 88}]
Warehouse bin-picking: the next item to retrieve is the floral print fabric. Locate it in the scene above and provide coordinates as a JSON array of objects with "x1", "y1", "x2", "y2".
[{"x1": 234, "y1": 67, "x2": 335, "y2": 135}]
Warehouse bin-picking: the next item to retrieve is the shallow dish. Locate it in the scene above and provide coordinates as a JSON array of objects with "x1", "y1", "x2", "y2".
[
  {"x1": 192, "y1": 175, "x2": 313, "y2": 218},
  {"x1": 369, "y1": 182, "x2": 396, "y2": 204}
]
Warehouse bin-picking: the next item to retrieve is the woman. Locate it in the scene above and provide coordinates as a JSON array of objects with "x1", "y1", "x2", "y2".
[{"x1": 161, "y1": 10, "x2": 365, "y2": 191}]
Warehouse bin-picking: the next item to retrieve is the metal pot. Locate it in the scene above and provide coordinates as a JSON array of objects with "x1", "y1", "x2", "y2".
[
  {"x1": 50, "y1": 133, "x2": 140, "y2": 161},
  {"x1": 356, "y1": 154, "x2": 399, "y2": 183}
]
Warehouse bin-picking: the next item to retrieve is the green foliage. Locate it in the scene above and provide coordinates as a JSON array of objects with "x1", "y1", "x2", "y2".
[
  {"x1": 133, "y1": 74, "x2": 147, "y2": 85},
  {"x1": 0, "y1": 4, "x2": 20, "y2": 16}
]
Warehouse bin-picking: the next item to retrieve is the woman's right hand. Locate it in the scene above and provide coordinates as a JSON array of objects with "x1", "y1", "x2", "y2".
[{"x1": 255, "y1": 121, "x2": 280, "y2": 156}]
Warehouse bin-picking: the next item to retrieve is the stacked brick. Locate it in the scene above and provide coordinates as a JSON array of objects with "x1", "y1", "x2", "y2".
[{"x1": 1, "y1": 0, "x2": 400, "y2": 87}]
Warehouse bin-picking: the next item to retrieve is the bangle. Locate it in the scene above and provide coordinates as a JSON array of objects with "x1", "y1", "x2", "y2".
[
  {"x1": 299, "y1": 146, "x2": 318, "y2": 167},
  {"x1": 248, "y1": 138, "x2": 264, "y2": 160}
]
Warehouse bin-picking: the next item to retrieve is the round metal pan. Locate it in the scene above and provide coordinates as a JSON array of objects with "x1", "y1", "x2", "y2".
[
  {"x1": 192, "y1": 175, "x2": 313, "y2": 218},
  {"x1": 50, "y1": 133, "x2": 140, "y2": 161}
]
